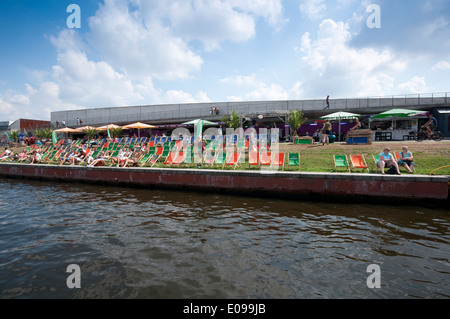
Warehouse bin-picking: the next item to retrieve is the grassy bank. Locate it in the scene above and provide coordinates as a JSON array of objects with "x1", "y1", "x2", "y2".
[
  {"x1": 279, "y1": 140, "x2": 450, "y2": 175},
  {"x1": 4, "y1": 140, "x2": 450, "y2": 175}
]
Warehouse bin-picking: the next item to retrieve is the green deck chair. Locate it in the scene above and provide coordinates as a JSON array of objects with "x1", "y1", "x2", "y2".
[
  {"x1": 333, "y1": 155, "x2": 350, "y2": 172},
  {"x1": 286, "y1": 153, "x2": 301, "y2": 171}
]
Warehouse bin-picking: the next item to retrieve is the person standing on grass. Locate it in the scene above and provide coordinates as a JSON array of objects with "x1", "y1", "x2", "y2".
[{"x1": 322, "y1": 120, "x2": 331, "y2": 145}]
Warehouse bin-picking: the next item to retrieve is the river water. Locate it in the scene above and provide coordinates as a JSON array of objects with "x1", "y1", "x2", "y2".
[{"x1": 0, "y1": 178, "x2": 448, "y2": 299}]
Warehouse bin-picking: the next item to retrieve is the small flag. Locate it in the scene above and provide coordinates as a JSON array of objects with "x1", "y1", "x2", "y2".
[
  {"x1": 107, "y1": 125, "x2": 111, "y2": 138},
  {"x1": 4, "y1": 131, "x2": 11, "y2": 141}
]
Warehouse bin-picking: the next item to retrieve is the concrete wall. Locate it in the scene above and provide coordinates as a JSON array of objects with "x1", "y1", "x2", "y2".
[
  {"x1": 0, "y1": 163, "x2": 448, "y2": 205},
  {"x1": 51, "y1": 93, "x2": 450, "y2": 128}
]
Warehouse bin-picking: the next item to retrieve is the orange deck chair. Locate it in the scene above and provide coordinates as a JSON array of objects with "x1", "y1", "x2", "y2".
[{"x1": 349, "y1": 154, "x2": 369, "y2": 173}]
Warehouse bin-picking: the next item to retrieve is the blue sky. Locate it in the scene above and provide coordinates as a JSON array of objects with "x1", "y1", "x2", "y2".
[{"x1": 0, "y1": 0, "x2": 449, "y2": 121}]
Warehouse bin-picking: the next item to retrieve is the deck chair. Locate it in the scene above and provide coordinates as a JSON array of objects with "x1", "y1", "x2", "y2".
[
  {"x1": 372, "y1": 155, "x2": 380, "y2": 173},
  {"x1": 260, "y1": 152, "x2": 271, "y2": 166},
  {"x1": 223, "y1": 152, "x2": 241, "y2": 170},
  {"x1": 333, "y1": 155, "x2": 350, "y2": 172},
  {"x1": 248, "y1": 151, "x2": 259, "y2": 169},
  {"x1": 272, "y1": 153, "x2": 285, "y2": 170},
  {"x1": 349, "y1": 154, "x2": 369, "y2": 173},
  {"x1": 213, "y1": 152, "x2": 226, "y2": 168},
  {"x1": 395, "y1": 151, "x2": 416, "y2": 173},
  {"x1": 163, "y1": 150, "x2": 180, "y2": 166},
  {"x1": 137, "y1": 152, "x2": 152, "y2": 166},
  {"x1": 285, "y1": 153, "x2": 300, "y2": 171},
  {"x1": 182, "y1": 146, "x2": 193, "y2": 167},
  {"x1": 146, "y1": 154, "x2": 161, "y2": 167}
]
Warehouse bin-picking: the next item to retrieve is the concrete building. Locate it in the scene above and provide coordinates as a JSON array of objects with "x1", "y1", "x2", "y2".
[
  {"x1": 51, "y1": 92, "x2": 450, "y2": 138},
  {"x1": 9, "y1": 119, "x2": 51, "y2": 134}
]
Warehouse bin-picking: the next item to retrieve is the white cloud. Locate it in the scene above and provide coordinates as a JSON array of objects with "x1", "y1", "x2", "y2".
[
  {"x1": 432, "y1": 61, "x2": 450, "y2": 71},
  {"x1": 299, "y1": 0, "x2": 327, "y2": 20},
  {"x1": 398, "y1": 76, "x2": 432, "y2": 94},
  {"x1": 88, "y1": 0, "x2": 203, "y2": 81},
  {"x1": 298, "y1": 19, "x2": 406, "y2": 97}
]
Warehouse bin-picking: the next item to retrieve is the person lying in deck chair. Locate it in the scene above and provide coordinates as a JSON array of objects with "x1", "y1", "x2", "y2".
[{"x1": 88, "y1": 151, "x2": 111, "y2": 167}]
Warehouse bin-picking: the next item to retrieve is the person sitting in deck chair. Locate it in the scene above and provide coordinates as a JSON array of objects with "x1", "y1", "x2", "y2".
[
  {"x1": 397, "y1": 146, "x2": 415, "y2": 174},
  {"x1": 377, "y1": 147, "x2": 401, "y2": 175}
]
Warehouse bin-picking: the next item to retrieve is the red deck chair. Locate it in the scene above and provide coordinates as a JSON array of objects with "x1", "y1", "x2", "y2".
[
  {"x1": 272, "y1": 153, "x2": 285, "y2": 170},
  {"x1": 223, "y1": 152, "x2": 241, "y2": 170},
  {"x1": 248, "y1": 151, "x2": 259, "y2": 169},
  {"x1": 349, "y1": 154, "x2": 369, "y2": 173},
  {"x1": 163, "y1": 150, "x2": 178, "y2": 166},
  {"x1": 260, "y1": 152, "x2": 271, "y2": 166}
]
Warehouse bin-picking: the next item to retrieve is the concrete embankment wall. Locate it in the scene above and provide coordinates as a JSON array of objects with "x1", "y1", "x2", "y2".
[{"x1": 1, "y1": 163, "x2": 448, "y2": 206}]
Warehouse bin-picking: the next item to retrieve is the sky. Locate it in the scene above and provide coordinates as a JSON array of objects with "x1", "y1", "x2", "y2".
[{"x1": 0, "y1": 0, "x2": 449, "y2": 121}]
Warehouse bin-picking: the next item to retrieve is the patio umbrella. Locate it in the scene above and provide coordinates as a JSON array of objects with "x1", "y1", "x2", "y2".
[
  {"x1": 96, "y1": 124, "x2": 121, "y2": 131},
  {"x1": 371, "y1": 108, "x2": 427, "y2": 119},
  {"x1": 370, "y1": 108, "x2": 428, "y2": 131},
  {"x1": 320, "y1": 111, "x2": 360, "y2": 141},
  {"x1": 182, "y1": 119, "x2": 218, "y2": 138},
  {"x1": 78, "y1": 126, "x2": 98, "y2": 131},
  {"x1": 122, "y1": 122, "x2": 156, "y2": 137},
  {"x1": 96, "y1": 124, "x2": 122, "y2": 138},
  {"x1": 54, "y1": 127, "x2": 82, "y2": 141}
]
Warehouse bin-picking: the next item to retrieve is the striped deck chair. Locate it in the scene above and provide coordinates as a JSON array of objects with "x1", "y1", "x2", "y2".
[{"x1": 349, "y1": 154, "x2": 369, "y2": 173}]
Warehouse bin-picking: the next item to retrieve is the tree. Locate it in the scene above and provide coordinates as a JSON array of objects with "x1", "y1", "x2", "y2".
[
  {"x1": 110, "y1": 127, "x2": 123, "y2": 138},
  {"x1": 34, "y1": 128, "x2": 53, "y2": 140},
  {"x1": 9, "y1": 130, "x2": 19, "y2": 143},
  {"x1": 222, "y1": 110, "x2": 241, "y2": 129},
  {"x1": 83, "y1": 128, "x2": 98, "y2": 140},
  {"x1": 287, "y1": 110, "x2": 307, "y2": 140}
]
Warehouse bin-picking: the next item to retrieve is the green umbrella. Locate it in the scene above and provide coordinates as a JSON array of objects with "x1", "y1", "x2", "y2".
[
  {"x1": 182, "y1": 119, "x2": 218, "y2": 138},
  {"x1": 371, "y1": 108, "x2": 427, "y2": 119},
  {"x1": 320, "y1": 111, "x2": 360, "y2": 141}
]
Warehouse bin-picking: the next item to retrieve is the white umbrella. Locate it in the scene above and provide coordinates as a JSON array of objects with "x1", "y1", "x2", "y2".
[{"x1": 320, "y1": 111, "x2": 360, "y2": 141}]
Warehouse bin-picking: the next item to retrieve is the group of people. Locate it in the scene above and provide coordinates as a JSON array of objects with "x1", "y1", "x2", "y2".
[
  {"x1": 376, "y1": 146, "x2": 415, "y2": 175},
  {"x1": 209, "y1": 106, "x2": 220, "y2": 115}
]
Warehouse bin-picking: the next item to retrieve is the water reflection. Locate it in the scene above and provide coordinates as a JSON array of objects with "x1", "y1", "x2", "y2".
[{"x1": 0, "y1": 179, "x2": 448, "y2": 299}]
